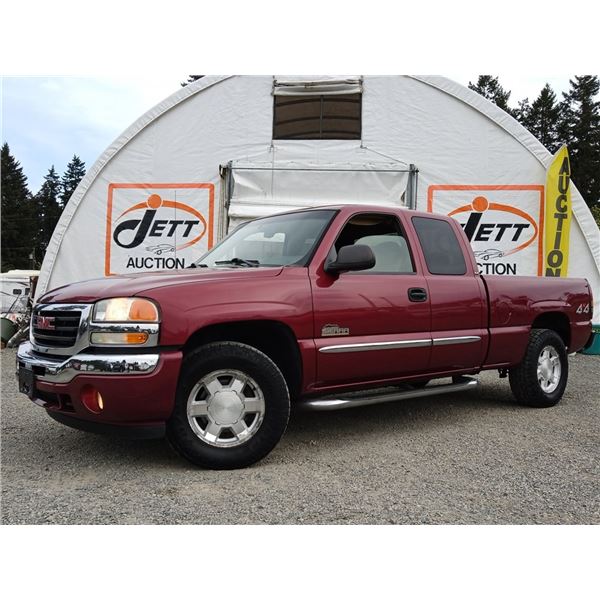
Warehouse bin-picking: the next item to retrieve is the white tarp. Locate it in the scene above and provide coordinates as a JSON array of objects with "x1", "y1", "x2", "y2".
[
  {"x1": 227, "y1": 146, "x2": 409, "y2": 229},
  {"x1": 36, "y1": 75, "x2": 600, "y2": 318}
]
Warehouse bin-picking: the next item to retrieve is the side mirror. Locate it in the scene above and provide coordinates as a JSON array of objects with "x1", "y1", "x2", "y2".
[{"x1": 325, "y1": 244, "x2": 376, "y2": 274}]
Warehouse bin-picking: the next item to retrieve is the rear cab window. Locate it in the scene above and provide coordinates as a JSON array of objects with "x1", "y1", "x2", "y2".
[{"x1": 412, "y1": 216, "x2": 467, "y2": 275}]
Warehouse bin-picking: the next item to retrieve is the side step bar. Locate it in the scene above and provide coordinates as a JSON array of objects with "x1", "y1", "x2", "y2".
[{"x1": 299, "y1": 376, "x2": 479, "y2": 411}]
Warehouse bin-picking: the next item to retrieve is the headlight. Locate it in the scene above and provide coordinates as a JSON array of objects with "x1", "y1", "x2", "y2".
[{"x1": 94, "y1": 298, "x2": 159, "y2": 322}]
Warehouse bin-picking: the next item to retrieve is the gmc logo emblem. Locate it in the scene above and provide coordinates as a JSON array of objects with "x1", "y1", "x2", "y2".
[{"x1": 36, "y1": 316, "x2": 55, "y2": 330}]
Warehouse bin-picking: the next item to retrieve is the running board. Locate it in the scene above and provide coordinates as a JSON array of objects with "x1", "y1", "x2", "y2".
[{"x1": 299, "y1": 376, "x2": 479, "y2": 411}]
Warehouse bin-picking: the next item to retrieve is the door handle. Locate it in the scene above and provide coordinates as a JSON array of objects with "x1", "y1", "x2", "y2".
[{"x1": 408, "y1": 287, "x2": 428, "y2": 302}]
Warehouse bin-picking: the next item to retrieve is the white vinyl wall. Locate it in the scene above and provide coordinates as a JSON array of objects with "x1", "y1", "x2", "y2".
[{"x1": 37, "y1": 76, "x2": 600, "y2": 317}]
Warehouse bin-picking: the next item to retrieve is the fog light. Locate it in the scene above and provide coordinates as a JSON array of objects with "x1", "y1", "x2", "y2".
[
  {"x1": 81, "y1": 385, "x2": 103, "y2": 414},
  {"x1": 91, "y1": 332, "x2": 149, "y2": 345}
]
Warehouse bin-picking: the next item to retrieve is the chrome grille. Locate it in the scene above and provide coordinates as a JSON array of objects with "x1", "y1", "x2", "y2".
[{"x1": 32, "y1": 308, "x2": 82, "y2": 348}]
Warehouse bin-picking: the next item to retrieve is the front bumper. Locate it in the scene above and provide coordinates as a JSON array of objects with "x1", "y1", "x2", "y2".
[
  {"x1": 16, "y1": 341, "x2": 182, "y2": 426},
  {"x1": 17, "y1": 341, "x2": 160, "y2": 383},
  {"x1": 47, "y1": 411, "x2": 166, "y2": 439}
]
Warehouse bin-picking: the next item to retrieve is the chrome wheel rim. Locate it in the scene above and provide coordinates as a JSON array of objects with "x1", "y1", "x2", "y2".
[
  {"x1": 537, "y1": 345, "x2": 561, "y2": 394},
  {"x1": 187, "y1": 369, "x2": 265, "y2": 448}
]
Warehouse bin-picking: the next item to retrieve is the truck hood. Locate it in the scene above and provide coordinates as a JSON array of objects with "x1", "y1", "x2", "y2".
[{"x1": 39, "y1": 267, "x2": 284, "y2": 304}]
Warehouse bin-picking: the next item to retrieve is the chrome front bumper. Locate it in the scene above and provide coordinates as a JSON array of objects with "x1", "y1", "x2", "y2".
[{"x1": 17, "y1": 341, "x2": 159, "y2": 384}]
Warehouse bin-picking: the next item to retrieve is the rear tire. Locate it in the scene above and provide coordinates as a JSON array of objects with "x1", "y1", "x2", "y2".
[
  {"x1": 508, "y1": 328, "x2": 568, "y2": 408},
  {"x1": 167, "y1": 342, "x2": 290, "y2": 469}
]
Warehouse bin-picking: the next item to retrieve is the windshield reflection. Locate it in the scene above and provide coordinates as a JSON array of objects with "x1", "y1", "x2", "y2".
[{"x1": 195, "y1": 210, "x2": 336, "y2": 268}]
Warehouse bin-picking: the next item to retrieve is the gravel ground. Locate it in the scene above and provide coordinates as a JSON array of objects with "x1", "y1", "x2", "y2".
[{"x1": 1, "y1": 347, "x2": 598, "y2": 524}]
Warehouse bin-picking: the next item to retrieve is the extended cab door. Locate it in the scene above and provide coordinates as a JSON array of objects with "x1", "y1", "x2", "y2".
[
  {"x1": 310, "y1": 211, "x2": 432, "y2": 388},
  {"x1": 409, "y1": 215, "x2": 488, "y2": 372}
]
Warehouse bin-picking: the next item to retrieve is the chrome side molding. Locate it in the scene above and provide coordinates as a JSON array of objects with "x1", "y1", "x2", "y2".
[
  {"x1": 432, "y1": 336, "x2": 481, "y2": 346},
  {"x1": 299, "y1": 376, "x2": 479, "y2": 411},
  {"x1": 319, "y1": 336, "x2": 481, "y2": 354},
  {"x1": 319, "y1": 339, "x2": 431, "y2": 353}
]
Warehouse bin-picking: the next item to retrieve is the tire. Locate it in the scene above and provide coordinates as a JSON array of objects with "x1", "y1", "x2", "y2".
[
  {"x1": 167, "y1": 342, "x2": 290, "y2": 469},
  {"x1": 508, "y1": 328, "x2": 568, "y2": 408}
]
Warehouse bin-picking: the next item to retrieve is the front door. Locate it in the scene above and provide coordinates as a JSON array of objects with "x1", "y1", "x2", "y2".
[{"x1": 310, "y1": 211, "x2": 432, "y2": 389}]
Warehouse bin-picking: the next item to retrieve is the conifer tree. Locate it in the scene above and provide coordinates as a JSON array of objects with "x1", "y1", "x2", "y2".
[
  {"x1": 181, "y1": 75, "x2": 204, "y2": 87},
  {"x1": 557, "y1": 76, "x2": 600, "y2": 208},
  {"x1": 468, "y1": 75, "x2": 513, "y2": 114},
  {"x1": 59, "y1": 155, "x2": 86, "y2": 208},
  {"x1": 1, "y1": 143, "x2": 35, "y2": 270},
  {"x1": 521, "y1": 84, "x2": 561, "y2": 153},
  {"x1": 35, "y1": 166, "x2": 62, "y2": 256},
  {"x1": 513, "y1": 97, "x2": 531, "y2": 124}
]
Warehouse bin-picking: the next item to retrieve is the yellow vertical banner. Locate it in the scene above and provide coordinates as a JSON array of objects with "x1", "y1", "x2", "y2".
[{"x1": 544, "y1": 145, "x2": 571, "y2": 277}]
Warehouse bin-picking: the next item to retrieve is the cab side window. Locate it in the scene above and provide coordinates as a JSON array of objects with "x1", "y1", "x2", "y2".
[
  {"x1": 412, "y1": 216, "x2": 467, "y2": 275},
  {"x1": 334, "y1": 213, "x2": 415, "y2": 274}
]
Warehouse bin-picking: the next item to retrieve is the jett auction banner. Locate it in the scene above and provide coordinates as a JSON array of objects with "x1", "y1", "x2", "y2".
[
  {"x1": 105, "y1": 183, "x2": 215, "y2": 276},
  {"x1": 544, "y1": 146, "x2": 572, "y2": 277}
]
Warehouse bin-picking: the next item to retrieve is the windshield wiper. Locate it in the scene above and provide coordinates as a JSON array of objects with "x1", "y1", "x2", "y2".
[
  {"x1": 188, "y1": 263, "x2": 208, "y2": 268},
  {"x1": 214, "y1": 258, "x2": 260, "y2": 267}
]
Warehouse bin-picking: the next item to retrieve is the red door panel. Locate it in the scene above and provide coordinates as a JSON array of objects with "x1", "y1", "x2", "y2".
[
  {"x1": 311, "y1": 272, "x2": 431, "y2": 387},
  {"x1": 427, "y1": 275, "x2": 488, "y2": 370}
]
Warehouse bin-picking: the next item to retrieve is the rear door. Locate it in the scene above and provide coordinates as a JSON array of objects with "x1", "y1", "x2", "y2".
[
  {"x1": 410, "y1": 215, "x2": 488, "y2": 372},
  {"x1": 310, "y1": 211, "x2": 432, "y2": 388}
]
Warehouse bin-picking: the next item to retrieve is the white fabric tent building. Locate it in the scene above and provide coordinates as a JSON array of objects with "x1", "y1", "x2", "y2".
[{"x1": 38, "y1": 76, "x2": 600, "y2": 316}]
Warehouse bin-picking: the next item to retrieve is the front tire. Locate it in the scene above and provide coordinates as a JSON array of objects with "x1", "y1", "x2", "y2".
[
  {"x1": 167, "y1": 342, "x2": 290, "y2": 469},
  {"x1": 508, "y1": 328, "x2": 568, "y2": 408}
]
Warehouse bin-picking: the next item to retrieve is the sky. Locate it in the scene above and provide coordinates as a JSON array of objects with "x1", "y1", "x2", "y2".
[{"x1": 1, "y1": 75, "x2": 578, "y2": 193}]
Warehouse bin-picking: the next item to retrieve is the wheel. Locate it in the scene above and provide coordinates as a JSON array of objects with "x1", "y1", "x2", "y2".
[
  {"x1": 166, "y1": 341, "x2": 290, "y2": 469},
  {"x1": 508, "y1": 328, "x2": 568, "y2": 408}
]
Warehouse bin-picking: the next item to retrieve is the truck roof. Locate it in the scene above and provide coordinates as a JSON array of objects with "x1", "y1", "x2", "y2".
[{"x1": 278, "y1": 204, "x2": 441, "y2": 221}]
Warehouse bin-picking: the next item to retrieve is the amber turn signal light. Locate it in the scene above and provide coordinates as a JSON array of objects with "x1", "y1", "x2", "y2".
[{"x1": 90, "y1": 332, "x2": 149, "y2": 345}]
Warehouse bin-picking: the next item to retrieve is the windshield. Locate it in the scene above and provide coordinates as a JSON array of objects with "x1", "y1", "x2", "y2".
[{"x1": 195, "y1": 209, "x2": 337, "y2": 268}]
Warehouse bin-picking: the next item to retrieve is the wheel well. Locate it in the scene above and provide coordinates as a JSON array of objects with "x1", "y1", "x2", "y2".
[
  {"x1": 183, "y1": 320, "x2": 303, "y2": 399},
  {"x1": 532, "y1": 312, "x2": 570, "y2": 348}
]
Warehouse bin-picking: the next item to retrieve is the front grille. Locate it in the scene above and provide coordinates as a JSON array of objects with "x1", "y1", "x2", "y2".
[{"x1": 32, "y1": 309, "x2": 82, "y2": 348}]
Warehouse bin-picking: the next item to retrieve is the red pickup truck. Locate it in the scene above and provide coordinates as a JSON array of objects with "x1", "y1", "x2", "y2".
[{"x1": 17, "y1": 205, "x2": 593, "y2": 469}]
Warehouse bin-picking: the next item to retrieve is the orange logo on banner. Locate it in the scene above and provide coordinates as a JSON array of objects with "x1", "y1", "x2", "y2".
[
  {"x1": 447, "y1": 195, "x2": 539, "y2": 256},
  {"x1": 115, "y1": 193, "x2": 208, "y2": 251}
]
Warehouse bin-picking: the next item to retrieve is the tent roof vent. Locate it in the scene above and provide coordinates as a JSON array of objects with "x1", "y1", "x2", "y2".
[{"x1": 273, "y1": 77, "x2": 362, "y2": 96}]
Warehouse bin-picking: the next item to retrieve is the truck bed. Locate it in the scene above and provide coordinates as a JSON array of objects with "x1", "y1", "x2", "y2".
[{"x1": 481, "y1": 274, "x2": 592, "y2": 366}]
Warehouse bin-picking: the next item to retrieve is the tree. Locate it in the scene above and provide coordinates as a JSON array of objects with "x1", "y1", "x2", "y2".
[
  {"x1": 59, "y1": 155, "x2": 86, "y2": 208},
  {"x1": 34, "y1": 166, "x2": 62, "y2": 256},
  {"x1": 512, "y1": 97, "x2": 531, "y2": 124},
  {"x1": 557, "y1": 76, "x2": 600, "y2": 208},
  {"x1": 591, "y1": 204, "x2": 600, "y2": 228},
  {"x1": 1, "y1": 143, "x2": 37, "y2": 271},
  {"x1": 520, "y1": 84, "x2": 561, "y2": 153},
  {"x1": 181, "y1": 75, "x2": 204, "y2": 87},
  {"x1": 468, "y1": 75, "x2": 513, "y2": 113}
]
